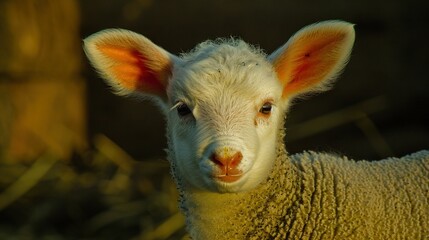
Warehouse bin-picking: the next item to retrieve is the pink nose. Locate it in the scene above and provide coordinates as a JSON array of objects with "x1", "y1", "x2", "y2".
[{"x1": 210, "y1": 151, "x2": 243, "y2": 182}]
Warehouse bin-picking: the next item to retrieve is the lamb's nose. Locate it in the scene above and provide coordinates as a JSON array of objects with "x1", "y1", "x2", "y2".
[
  {"x1": 210, "y1": 150, "x2": 243, "y2": 182},
  {"x1": 211, "y1": 151, "x2": 243, "y2": 169}
]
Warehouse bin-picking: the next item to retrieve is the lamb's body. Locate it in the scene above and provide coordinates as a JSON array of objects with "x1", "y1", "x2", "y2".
[
  {"x1": 180, "y1": 132, "x2": 429, "y2": 239},
  {"x1": 84, "y1": 20, "x2": 429, "y2": 239}
]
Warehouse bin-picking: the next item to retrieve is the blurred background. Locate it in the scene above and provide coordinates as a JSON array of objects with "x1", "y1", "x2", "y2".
[{"x1": 0, "y1": 0, "x2": 428, "y2": 239}]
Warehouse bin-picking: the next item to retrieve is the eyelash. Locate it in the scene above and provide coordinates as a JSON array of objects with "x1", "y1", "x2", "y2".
[
  {"x1": 176, "y1": 102, "x2": 192, "y2": 116},
  {"x1": 259, "y1": 102, "x2": 273, "y2": 115},
  {"x1": 171, "y1": 101, "x2": 193, "y2": 118}
]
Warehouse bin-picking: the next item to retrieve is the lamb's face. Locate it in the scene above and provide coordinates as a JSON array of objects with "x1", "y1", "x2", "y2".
[
  {"x1": 167, "y1": 45, "x2": 285, "y2": 192},
  {"x1": 83, "y1": 20, "x2": 355, "y2": 193}
]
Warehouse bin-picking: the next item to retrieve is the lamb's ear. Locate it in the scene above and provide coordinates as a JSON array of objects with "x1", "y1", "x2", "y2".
[
  {"x1": 268, "y1": 20, "x2": 355, "y2": 99},
  {"x1": 83, "y1": 29, "x2": 177, "y2": 104}
]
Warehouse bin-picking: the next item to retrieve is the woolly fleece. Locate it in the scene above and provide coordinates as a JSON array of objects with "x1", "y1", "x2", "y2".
[{"x1": 178, "y1": 132, "x2": 429, "y2": 239}]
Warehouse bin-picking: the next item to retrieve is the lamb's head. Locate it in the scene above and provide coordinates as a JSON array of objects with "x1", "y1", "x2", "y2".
[
  {"x1": 166, "y1": 41, "x2": 285, "y2": 192},
  {"x1": 84, "y1": 20, "x2": 355, "y2": 193}
]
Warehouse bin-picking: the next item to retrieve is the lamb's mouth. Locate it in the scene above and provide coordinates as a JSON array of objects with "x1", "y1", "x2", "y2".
[{"x1": 214, "y1": 174, "x2": 243, "y2": 183}]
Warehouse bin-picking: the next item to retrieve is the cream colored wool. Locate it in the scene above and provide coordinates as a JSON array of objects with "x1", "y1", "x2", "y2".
[{"x1": 179, "y1": 130, "x2": 429, "y2": 239}]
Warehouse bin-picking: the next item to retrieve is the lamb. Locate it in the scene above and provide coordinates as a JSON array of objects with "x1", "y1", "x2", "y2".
[{"x1": 83, "y1": 20, "x2": 429, "y2": 239}]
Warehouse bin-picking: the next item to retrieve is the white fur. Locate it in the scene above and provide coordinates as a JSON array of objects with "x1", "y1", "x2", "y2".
[{"x1": 167, "y1": 39, "x2": 285, "y2": 192}]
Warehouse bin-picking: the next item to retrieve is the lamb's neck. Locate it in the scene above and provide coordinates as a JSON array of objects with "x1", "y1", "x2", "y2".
[{"x1": 180, "y1": 129, "x2": 301, "y2": 238}]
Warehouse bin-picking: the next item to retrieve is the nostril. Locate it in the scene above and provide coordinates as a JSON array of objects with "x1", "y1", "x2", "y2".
[
  {"x1": 230, "y1": 151, "x2": 243, "y2": 168},
  {"x1": 210, "y1": 153, "x2": 225, "y2": 167}
]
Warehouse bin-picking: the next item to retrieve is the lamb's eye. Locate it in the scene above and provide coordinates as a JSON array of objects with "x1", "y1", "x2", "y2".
[
  {"x1": 259, "y1": 102, "x2": 272, "y2": 115},
  {"x1": 177, "y1": 103, "x2": 192, "y2": 116}
]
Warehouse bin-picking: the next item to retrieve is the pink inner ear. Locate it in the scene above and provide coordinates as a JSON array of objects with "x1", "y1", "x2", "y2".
[
  {"x1": 275, "y1": 31, "x2": 347, "y2": 98},
  {"x1": 98, "y1": 45, "x2": 166, "y2": 96}
]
